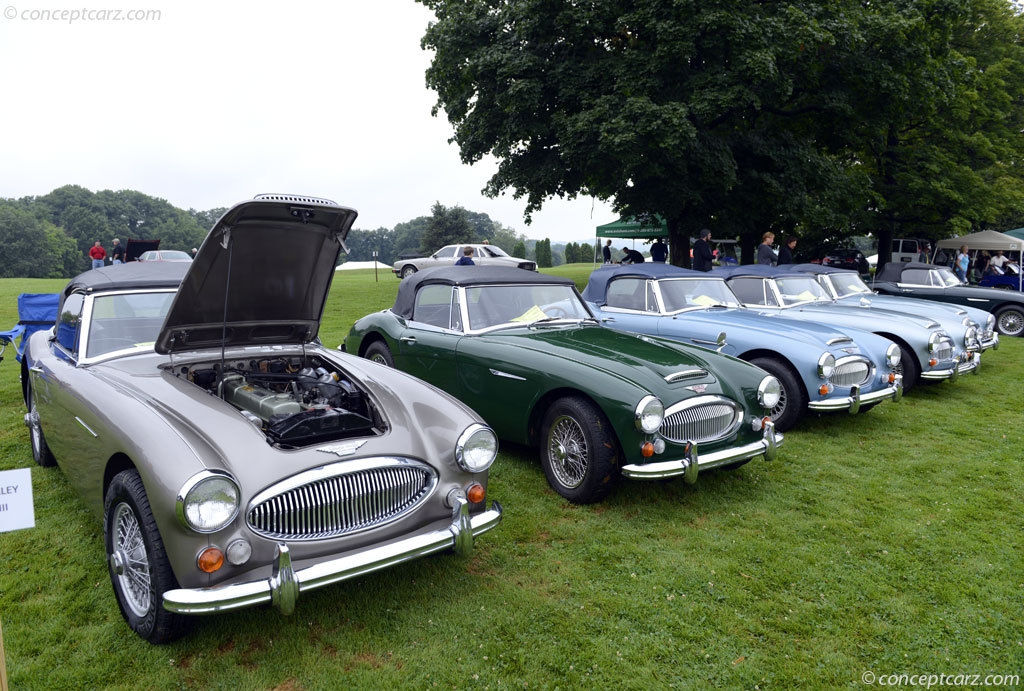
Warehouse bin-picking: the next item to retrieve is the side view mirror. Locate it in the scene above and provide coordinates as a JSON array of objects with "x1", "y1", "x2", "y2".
[{"x1": 716, "y1": 331, "x2": 727, "y2": 352}]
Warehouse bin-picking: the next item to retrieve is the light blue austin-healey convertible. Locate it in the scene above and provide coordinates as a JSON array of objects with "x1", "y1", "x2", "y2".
[{"x1": 582, "y1": 264, "x2": 902, "y2": 431}]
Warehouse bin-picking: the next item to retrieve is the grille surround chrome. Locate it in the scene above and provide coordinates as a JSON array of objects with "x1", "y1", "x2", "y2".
[
  {"x1": 831, "y1": 356, "x2": 872, "y2": 388},
  {"x1": 246, "y1": 457, "x2": 438, "y2": 541},
  {"x1": 660, "y1": 395, "x2": 742, "y2": 444}
]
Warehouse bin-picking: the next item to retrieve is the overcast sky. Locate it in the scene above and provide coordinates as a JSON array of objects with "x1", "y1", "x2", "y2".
[{"x1": 0, "y1": 1, "x2": 617, "y2": 242}]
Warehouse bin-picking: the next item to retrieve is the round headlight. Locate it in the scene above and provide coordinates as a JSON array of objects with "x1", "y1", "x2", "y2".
[
  {"x1": 885, "y1": 343, "x2": 901, "y2": 369},
  {"x1": 928, "y1": 331, "x2": 945, "y2": 352},
  {"x1": 817, "y1": 352, "x2": 835, "y2": 379},
  {"x1": 176, "y1": 471, "x2": 240, "y2": 533},
  {"x1": 757, "y1": 375, "x2": 782, "y2": 409},
  {"x1": 964, "y1": 325, "x2": 978, "y2": 345},
  {"x1": 455, "y1": 424, "x2": 498, "y2": 472},
  {"x1": 634, "y1": 395, "x2": 664, "y2": 434}
]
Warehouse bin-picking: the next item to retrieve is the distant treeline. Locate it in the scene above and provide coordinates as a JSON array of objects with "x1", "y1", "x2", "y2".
[{"x1": 0, "y1": 187, "x2": 600, "y2": 278}]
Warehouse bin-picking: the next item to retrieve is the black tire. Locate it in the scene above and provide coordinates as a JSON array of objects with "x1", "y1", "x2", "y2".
[
  {"x1": 400, "y1": 265, "x2": 417, "y2": 279},
  {"x1": 26, "y1": 383, "x2": 56, "y2": 467},
  {"x1": 891, "y1": 342, "x2": 920, "y2": 392},
  {"x1": 749, "y1": 357, "x2": 807, "y2": 432},
  {"x1": 364, "y1": 340, "x2": 395, "y2": 367},
  {"x1": 994, "y1": 305, "x2": 1024, "y2": 337},
  {"x1": 104, "y1": 470, "x2": 190, "y2": 644},
  {"x1": 539, "y1": 396, "x2": 621, "y2": 504}
]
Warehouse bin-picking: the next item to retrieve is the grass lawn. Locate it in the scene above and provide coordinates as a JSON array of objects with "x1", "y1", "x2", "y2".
[{"x1": 0, "y1": 267, "x2": 1021, "y2": 689}]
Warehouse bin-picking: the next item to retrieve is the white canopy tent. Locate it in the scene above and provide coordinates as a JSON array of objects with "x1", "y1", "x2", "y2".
[{"x1": 934, "y1": 229, "x2": 1022, "y2": 292}]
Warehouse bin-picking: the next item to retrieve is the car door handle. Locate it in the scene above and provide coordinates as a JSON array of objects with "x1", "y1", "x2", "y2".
[
  {"x1": 29, "y1": 366, "x2": 43, "y2": 374},
  {"x1": 400, "y1": 336, "x2": 417, "y2": 344}
]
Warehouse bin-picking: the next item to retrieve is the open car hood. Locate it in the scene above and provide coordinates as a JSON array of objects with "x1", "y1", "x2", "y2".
[{"x1": 155, "y1": 195, "x2": 357, "y2": 354}]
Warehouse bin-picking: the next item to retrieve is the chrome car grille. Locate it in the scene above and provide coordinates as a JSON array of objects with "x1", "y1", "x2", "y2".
[
  {"x1": 247, "y1": 459, "x2": 437, "y2": 541},
  {"x1": 661, "y1": 396, "x2": 741, "y2": 444},
  {"x1": 831, "y1": 356, "x2": 871, "y2": 387}
]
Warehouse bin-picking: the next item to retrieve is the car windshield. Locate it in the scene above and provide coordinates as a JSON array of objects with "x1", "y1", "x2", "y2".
[
  {"x1": 87, "y1": 291, "x2": 175, "y2": 358},
  {"x1": 480, "y1": 246, "x2": 509, "y2": 257},
  {"x1": 829, "y1": 273, "x2": 873, "y2": 297},
  {"x1": 160, "y1": 251, "x2": 193, "y2": 261},
  {"x1": 658, "y1": 278, "x2": 743, "y2": 312},
  {"x1": 465, "y1": 284, "x2": 592, "y2": 331},
  {"x1": 774, "y1": 277, "x2": 832, "y2": 306},
  {"x1": 933, "y1": 268, "x2": 963, "y2": 286}
]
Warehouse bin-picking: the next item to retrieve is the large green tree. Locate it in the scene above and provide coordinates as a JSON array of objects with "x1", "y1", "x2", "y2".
[{"x1": 419, "y1": 202, "x2": 476, "y2": 254}]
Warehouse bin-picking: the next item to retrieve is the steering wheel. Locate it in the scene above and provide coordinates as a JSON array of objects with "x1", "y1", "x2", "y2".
[{"x1": 545, "y1": 306, "x2": 569, "y2": 318}]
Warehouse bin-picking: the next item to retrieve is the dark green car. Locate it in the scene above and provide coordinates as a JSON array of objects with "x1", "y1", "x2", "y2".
[
  {"x1": 344, "y1": 267, "x2": 783, "y2": 503},
  {"x1": 873, "y1": 262, "x2": 1024, "y2": 337}
]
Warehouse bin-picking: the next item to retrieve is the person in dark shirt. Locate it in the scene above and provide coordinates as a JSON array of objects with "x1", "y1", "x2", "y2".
[
  {"x1": 650, "y1": 238, "x2": 668, "y2": 263},
  {"x1": 602, "y1": 239, "x2": 612, "y2": 264},
  {"x1": 110, "y1": 238, "x2": 125, "y2": 264},
  {"x1": 778, "y1": 236, "x2": 796, "y2": 265},
  {"x1": 692, "y1": 229, "x2": 714, "y2": 272},
  {"x1": 620, "y1": 246, "x2": 645, "y2": 264},
  {"x1": 757, "y1": 232, "x2": 777, "y2": 266},
  {"x1": 455, "y1": 246, "x2": 476, "y2": 265}
]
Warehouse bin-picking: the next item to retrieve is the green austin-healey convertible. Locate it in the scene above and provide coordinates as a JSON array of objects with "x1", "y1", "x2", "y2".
[{"x1": 343, "y1": 267, "x2": 783, "y2": 504}]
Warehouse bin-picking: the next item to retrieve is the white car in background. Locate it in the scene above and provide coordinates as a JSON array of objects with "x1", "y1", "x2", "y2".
[{"x1": 393, "y1": 244, "x2": 536, "y2": 278}]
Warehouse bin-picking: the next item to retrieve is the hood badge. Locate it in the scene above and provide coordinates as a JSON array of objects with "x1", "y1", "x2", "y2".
[
  {"x1": 687, "y1": 384, "x2": 708, "y2": 393},
  {"x1": 841, "y1": 347, "x2": 857, "y2": 354},
  {"x1": 317, "y1": 440, "x2": 368, "y2": 457}
]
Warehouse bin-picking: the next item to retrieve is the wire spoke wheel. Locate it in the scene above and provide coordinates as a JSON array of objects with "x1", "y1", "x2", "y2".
[
  {"x1": 997, "y1": 308, "x2": 1023, "y2": 336},
  {"x1": 769, "y1": 384, "x2": 788, "y2": 421},
  {"x1": 112, "y1": 502, "x2": 152, "y2": 618},
  {"x1": 547, "y1": 415, "x2": 588, "y2": 489}
]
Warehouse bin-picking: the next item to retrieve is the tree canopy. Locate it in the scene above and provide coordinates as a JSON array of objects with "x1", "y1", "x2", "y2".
[{"x1": 418, "y1": 0, "x2": 1024, "y2": 266}]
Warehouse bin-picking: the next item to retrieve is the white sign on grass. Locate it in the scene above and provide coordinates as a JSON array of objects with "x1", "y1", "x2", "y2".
[{"x1": 0, "y1": 468, "x2": 34, "y2": 533}]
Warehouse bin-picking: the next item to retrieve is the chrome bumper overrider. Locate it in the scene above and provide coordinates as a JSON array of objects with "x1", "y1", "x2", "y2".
[
  {"x1": 980, "y1": 334, "x2": 999, "y2": 351},
  {"x1": 920, "y1": 355, "x2": 980, "y2": 380},
  {"x1": 163, "y1": 499, "x2": 502, "y2": 616},
  {"x1": 807, "y1": 375, "x2": 903, "y2": 413},
  {"x1": 621, "y1": 421, "x2": 783, "y2": 481}
]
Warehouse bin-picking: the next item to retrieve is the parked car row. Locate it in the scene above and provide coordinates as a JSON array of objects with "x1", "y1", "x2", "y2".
[{"x1": 18, "y1": 196, "x2": 1011, "y2": 645}]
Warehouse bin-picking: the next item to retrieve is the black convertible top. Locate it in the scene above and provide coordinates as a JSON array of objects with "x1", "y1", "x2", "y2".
[
  {"x1": 63, "y1": 261, "x2": 189, "y2": 298},
  {"x1": 393, "y1": 266, "x2": 573, "y2": 319},
  {"x1": 875, "y1": 262, "x2": 946, "y2": 283}
]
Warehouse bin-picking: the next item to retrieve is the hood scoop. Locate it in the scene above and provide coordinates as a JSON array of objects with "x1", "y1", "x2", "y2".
[{"x1": 665, "y1": 369, "x2": 708, "y2": 383}]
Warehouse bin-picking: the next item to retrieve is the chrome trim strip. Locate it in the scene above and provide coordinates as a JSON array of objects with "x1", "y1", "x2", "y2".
[
  {"x1": 966, "y1": 298, "x2": 989, "y2": 302},
  {"x1": 489, "y1": 368, "x2": 526, "y2": 381},
  {"x1": 162, "y1": 501, "x2": 503, "y2": 615},
  {"x1": 74, "y1": 416, "x2": 98, "y2": 437},
  {"x1": 622, "y1": 429, "x2": 784, "y2": 480}
]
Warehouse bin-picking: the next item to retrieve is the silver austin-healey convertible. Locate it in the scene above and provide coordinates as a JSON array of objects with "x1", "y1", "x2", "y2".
[{"x1": 21, "y1": 195, "x2": 502, "y2": 643}]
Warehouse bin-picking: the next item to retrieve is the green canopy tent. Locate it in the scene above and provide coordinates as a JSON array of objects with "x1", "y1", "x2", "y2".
[
  {"x1": 593, "y1": 216, "x2": 669, "y2": 265},
  {"x1": 1004, "y1": 227, "x2": 1024, "y2": 242}
]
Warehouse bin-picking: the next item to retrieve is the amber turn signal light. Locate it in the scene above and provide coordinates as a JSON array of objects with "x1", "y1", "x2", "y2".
[
  {"x1": 466, "y1": 483, "x2": 486, "y2": 504},
  {"x1": 929, "y1": 358, "x2": 938, "y2": 367},
  {"x1": 641, "y1": 442, "x2": 655, "y2": 457},
  {"x1": 198, "y1": 547, "x2": 224, "y2": 573},
  {"x1": 888, "y1": 373, "x2": 896, "y2": 384},
  {"x1": 818, "y1": 384, "x2": 829, "y2": 395}
]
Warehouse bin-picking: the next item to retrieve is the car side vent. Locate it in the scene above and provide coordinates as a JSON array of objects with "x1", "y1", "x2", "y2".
[
  {"x1": 826, "y1": 337, "x2": 853, "y2": 345},
  {"x1": 253, "y1": 193, "x2": 338, "y2": 206}
]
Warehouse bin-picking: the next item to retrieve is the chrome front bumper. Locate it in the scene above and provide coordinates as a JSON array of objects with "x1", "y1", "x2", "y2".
[
  {"x1": 621, "y1": 421, "x2": 782, "y2": 481},
  {"x1": 807, "y1": 375, "x2": 903, "y2": 413},
  {"x1": 163, "y1": 499, "x2": 503, "y2": 616},
  {"x1": 920, "y1": 353, "x2": 980, "y2": 381},
  {"x1": 980, "y1": 334, "x2": 999, "y2": 351}
]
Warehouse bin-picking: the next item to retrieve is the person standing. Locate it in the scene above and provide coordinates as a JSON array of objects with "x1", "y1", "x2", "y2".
[
  {"x1": 955, "y1": 245, "x2": 970, "y2": 282},
  {"x1": 602, "y1": 239, "x2": 612, "y2": 264},
  {"x1": 692, "y1": 229, "x2": 714, "y2": 272},
  {"x1": 455, "y1": 246, "x2": 476, "y2": 265},
  {"x1": 620, "y1": 246, "x2": 645, "y2": 264},
  {"x1": 650, "y1": 238, "x2": 668, "y2": 263},
  {"x1": 778, "y1": 236, "x2": 796, "y2": 265},
  {"x1": 110, "y1": 238, "x2": 125, "y2": 265},
  {"x1": 757, "y1": 232, "x2": 777, "y2": 266},
  {"x1": 89, "y1": 241, "x2": 107, "y2": 269}
]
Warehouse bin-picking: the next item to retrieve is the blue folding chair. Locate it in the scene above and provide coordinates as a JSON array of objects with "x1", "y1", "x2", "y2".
[{"x1": 0, "y1": 293, "x2": 60, "y2": 364}]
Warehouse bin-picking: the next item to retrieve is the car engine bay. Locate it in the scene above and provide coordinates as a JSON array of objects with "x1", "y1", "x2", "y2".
[{"x1": 179, "y1": 356, "x2": 383, "y2": 448}]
